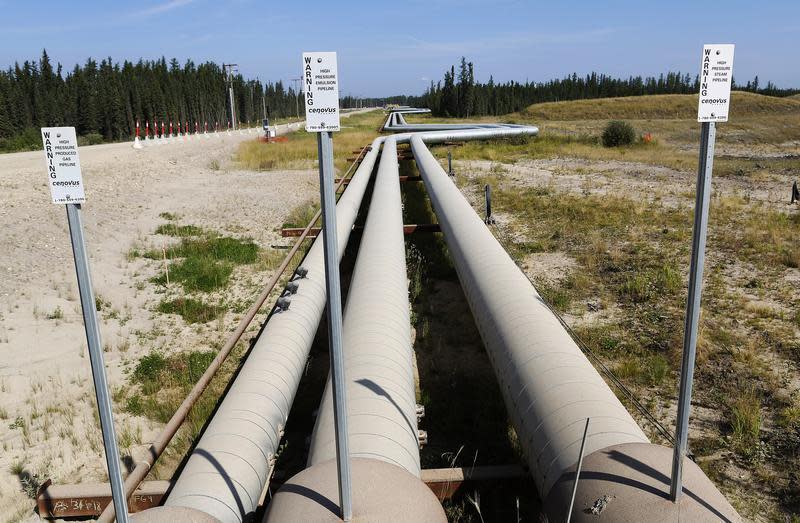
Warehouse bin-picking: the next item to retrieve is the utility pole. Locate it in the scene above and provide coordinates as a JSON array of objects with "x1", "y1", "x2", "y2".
[
  {"x1": 249, "y1": 83, "x2": 254, "y2": 127},
  {"x1": 223, "y1": 63, "x2": 238, "y2": 130},
  {"x1": 291, "y1": 77, "x2": 302, "y2": 119},
  {"x1": 261, "y1": 79, "x2": 267, "y2": 120}
]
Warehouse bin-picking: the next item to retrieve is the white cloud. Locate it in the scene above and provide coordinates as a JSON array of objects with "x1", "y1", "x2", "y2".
[
  {"x1": 403, "y1": 28, "x2": 619, "y2": 56},
  {"x1": 137, "y1": 0, "x2": 196, "y2": 17}
]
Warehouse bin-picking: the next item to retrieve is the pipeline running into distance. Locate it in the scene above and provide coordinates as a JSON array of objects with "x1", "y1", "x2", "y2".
[
  {"x1": 305, "y1": 137, "x2": 421, "y2": 476},
  {"x1": 408, "y1": 120, "x2": 739, "y2": 521},
  {"x1": 161, "y1": 139, "x2": 383, "y2": 523},
  {"x1": 138, "y1": 107, "x2": 737, "y2": 522}
]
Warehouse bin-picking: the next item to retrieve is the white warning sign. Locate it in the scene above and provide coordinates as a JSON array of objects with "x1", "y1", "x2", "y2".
[
  {"x1": 41, "y1": 127, "x2": 85, "y2": 204},
  {"x1": 302, "y1": 51, "x2": 340, "y2": 132},
  {"x1": 698, "y1": 44, "x2": 735, "y2": 123}
]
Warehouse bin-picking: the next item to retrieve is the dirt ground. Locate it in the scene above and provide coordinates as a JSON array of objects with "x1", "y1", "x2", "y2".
[{"x1": 0, "y1": 124, "x2": 320, "y2": 520}]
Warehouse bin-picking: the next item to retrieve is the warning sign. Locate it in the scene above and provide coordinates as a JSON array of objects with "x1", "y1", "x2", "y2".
[
  {"x1": 41, "y1": 127, "x2": 85, "y2": 204},
  {"x1": 698, "y1": 44, "x2": 735, "y2": 122},
  {"x1": 302, "y1": 52, "x2": 340, "y2": 132}
]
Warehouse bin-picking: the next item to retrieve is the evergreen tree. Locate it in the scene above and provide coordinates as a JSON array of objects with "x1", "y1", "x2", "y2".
[{"x1": 0, "y1": 50, "x2": 320, "y2": 149}]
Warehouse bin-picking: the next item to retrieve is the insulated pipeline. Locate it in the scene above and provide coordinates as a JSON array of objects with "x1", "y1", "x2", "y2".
[
  {"x1": 410, "y1": 134, "x2": 650, "y2": 498},
  {"x1": 162, "y1": 138, "x2": 383, "y2": 523},
  {"x1": 306, "y1": 137, "x2": 421, "y2": 476},
  {"x1": 159, "y1": 122, "x2": 538, "y2": 522},
  {"x1": 385, "y1": 109, "x2": 523, "y2": 133}
]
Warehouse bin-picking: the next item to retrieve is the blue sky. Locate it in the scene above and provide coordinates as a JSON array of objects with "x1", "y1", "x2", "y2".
[{"x1": 0, "y1": 0, "x2": 797, "y2": 96}]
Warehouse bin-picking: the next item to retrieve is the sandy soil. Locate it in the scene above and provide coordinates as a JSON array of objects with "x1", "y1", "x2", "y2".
[
  {"x1": 459, "y1": 158, "x2": 794, "y2": 211},
  {"x1": 0, "y1": 123, "x2": 320, "y2": 520}
]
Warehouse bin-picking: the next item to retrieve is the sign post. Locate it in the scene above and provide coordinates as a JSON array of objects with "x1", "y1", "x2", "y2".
[
  {"x1": 41, "y1": 127, "x2": 130, "y2": 522},
  {"x1": 670, "y1": 44, "x2": 734, "y2": 502},
  {"x1": 302, "y1": 51, "x2": 352, "y2": 521}
]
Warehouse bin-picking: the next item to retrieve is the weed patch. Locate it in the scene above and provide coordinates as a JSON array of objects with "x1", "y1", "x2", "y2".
[
  {"x1": 729, "y1": 388, "x2": 762, "y2": 458},
  {"x1": 123, "y1": 345, "x2": 246, "y2": 472},
  {"x1": 141, "y1": 227, "x2": 260, "y2": 292},
  {"x1": 158, "y1": 298, "x2": 223, "y2": 324},
  {"x1": 282, "y1": 199, "x2": 319, "y2": 229},
  {"x1": 45, "y1": 306, "x2": 63, "y2": 320},
  {"x1": 155, "y1": 223, "x2": 204, "y2": 237},
  {"x1": 154, "y1": 256, "x2": 233, "y2": 292}
]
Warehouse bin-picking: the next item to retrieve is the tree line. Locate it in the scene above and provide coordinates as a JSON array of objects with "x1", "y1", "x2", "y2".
[
  {"x1": 415, "y1": 57, "x2": 800, "y2": 117},
  {"x1": 3, "y1": 51, "x2": 798, "y2": 151},
  {"x1": 0, "y1": 51, "x2": 306, "y2": 151}
]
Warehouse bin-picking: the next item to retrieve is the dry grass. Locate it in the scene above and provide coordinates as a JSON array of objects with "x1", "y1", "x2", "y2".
[
  {"x1": 728, "y1": 388, "x2": 762, "y2": 458},
  {"x1": 235, "y1": 111, "x2": 383, "y2": 172},
  {"x1": 413, "y1": 92, "x2": 800, "y2": 181},
  {"x1": 519, "y1": 92, "x2": 800, "y2": 121}
]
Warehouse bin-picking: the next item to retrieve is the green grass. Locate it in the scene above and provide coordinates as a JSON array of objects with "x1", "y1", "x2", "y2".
[
  {"x1": 535, "y1": 280, "x2": 572, "y2": 312},
  {"x1": 157, "y1": 297, "x2": 223, "y2": 324},
  {"x1": 143, "y1": 228, "x2": 260, "y2": 292},
  {"x1": 155, "y1": 223, "x2": 204, "y2": 237},
  {"x1": 728, "y1": 388, "x2": 762, "y2": 458},
  {"x1": 282, "y1": 199, "x2": 319, "y2": 229},
  {"x1": 45, "y1": 306, "x2": 64, "y2": 320},
  {"x1": 132, "y1": 352, "x2": 167, "y2": 388},
  {"x1": 126, "y1": 349, "x2": 217, "y2": 419},
  {"x1": 155, "y1": 256, "x2": 233, "y2": 292},
  {"x1": 123, "y1": 346, "x2": 243, "y2": 475},
  {"x1": 615, "y1": 353, "x2": 669, "y2": 387},
  {"x1": 153, "y1": 236, "x2": 260, "y2": 264}
]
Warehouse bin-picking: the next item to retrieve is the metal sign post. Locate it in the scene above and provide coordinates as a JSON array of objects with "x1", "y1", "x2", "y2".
[
  {"x1": 41, "y1": 127, "x2": 129, "y2": 521},
  {"x1": 567, "y1": 418, "x2": 590, "y2": 523},
  {"x1": 670, "y1": 43, "x2": 734, "y2": 502},
  {"x1": 670, "y1": 121, "x2": 715, "y2": 501},
  {"x1": 302, "y1": 51, "x2": 352, "y2": 521},
  {"x1": 484, "y1": 184, "x2": 495, "y2": 225},
  {"x1": 447, "y1": 149, "x2": 453, "y2": 177}
]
